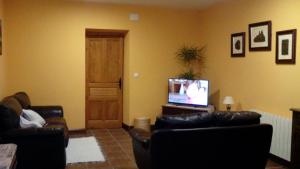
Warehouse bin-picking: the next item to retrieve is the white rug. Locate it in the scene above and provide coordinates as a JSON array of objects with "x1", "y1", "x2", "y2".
[{"x1": 66, "y1": 136, "x2": 105, "y2": 164}]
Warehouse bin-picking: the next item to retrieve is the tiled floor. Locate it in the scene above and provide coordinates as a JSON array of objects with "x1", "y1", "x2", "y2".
[
  {"x1": 66, "y1": 128, "x2": 137, "y2": 169},
  {"x1": 66, "y1": 128, "x2": 288, "y2": 169},
  {"x1": 266, "y1": 160, "x2": 289, "y2": 169}
]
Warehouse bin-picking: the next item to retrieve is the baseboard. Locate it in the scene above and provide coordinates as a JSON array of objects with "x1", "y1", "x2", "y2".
[
  {"x1": 269, "y1": 153, "x2": 291, "y2": 168},
  {"x1": 68, "y1": 128, "x2": 87, "y2": 135},
  {"x1": 122, "y1": 123, "x2": 133, "y2": 131},
  {"x1": 122, "y1": 123, "x2": 155, "y2": 131}
]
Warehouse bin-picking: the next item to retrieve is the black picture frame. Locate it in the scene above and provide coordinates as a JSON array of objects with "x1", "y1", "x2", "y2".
[
  {"x1": 231, "y1": 32, "x2": 245, "y2": 57},
  {"x1": 276, "y1": 29, "x2": 296, "y2": 64},
  {"x1": 249, "y1": 21, "x2": 272, "y2": 51}
]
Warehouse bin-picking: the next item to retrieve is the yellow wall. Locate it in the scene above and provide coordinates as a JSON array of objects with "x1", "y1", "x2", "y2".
[
  {"x1": 5, "y1": 0, "x2": 296, "y2": 128},
  {"x1": 4, "y1": 0, "x2": 202, "y2": 129},
  {"x1": 199, "y1": 0, "x2": 300, "y2": 117},
  {"x1": 0, "y1": 0, "x2": 5, "y2": 98}
]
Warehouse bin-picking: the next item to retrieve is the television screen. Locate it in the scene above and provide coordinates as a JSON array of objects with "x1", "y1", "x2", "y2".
[{"x1": 168, "y1": 78, "x2": 209, "y2": 107}]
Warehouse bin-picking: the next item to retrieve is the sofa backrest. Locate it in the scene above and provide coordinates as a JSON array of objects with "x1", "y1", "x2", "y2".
[
  {"x1": 0, "y1": 104, "x2": 20, "y2": 132},
  {"x1": 1, "y1": 96, "x2": 23, "y2": 116},
  {"x1": 155, "y1": 113, "x2": 214, "y2": 130},
  {"x1": 0, "y1": 92, "x2": 31, "y2": 132},
  {"x1": 154, "y1": 111, "x2": 261, "y2": 129},
  {"x1": 0, "y1": 96, "x2": 23, "y2": 132},
  {"x1": 150, "y1": 124, "x2": 272, "y2": 169},
  {"x1": 14, "y1": 92, "x2": 31, "y2": 109},
  {"x1": 213, "y1": 111, "x2": 261, "y2": 126},
  {"x1": 0, "y1": 92, "x2": 31, "y2": 117}
]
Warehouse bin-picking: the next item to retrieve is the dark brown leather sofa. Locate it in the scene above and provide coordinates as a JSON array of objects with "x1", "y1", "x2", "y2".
[
  {"x1": 0, "y1": 92, "x2": 69, "y2": 169},
  {"x1": 130, "y1": 111, "x2": 273, "y2": 169}
]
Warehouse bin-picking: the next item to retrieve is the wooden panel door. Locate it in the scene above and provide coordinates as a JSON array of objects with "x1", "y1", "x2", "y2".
[{"x1": 86, "y1": 37, "x2": 123, "y2": 129}]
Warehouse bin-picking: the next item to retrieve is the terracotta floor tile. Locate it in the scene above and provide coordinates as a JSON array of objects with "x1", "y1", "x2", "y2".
[
  {"x1": 109, "y1": 158, "x2": 134, "y2": 165},
  {"x1": 86, "y1": 162, "x2": 111, "y2": 168},
  {"x1": 115, "y1": 167, "x2": 138, "y2": 169},
  {"x1": 66, "y1": 163, "x2": 86, "y2": 169},
  {"x1": 106, "y1": 152, "x2": 128, "y2": 159},
  {"x1": 266, "y1": 161, "x2": 276, "y2": 167}
]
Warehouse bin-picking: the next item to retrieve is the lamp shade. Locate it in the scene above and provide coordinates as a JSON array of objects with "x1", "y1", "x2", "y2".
[{"x1": 223, "y1": 96, "x2": 234, "y2": 105}]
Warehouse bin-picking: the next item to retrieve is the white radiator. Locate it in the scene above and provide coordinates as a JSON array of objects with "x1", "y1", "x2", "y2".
[{"x1": 250, "y1": 109, "x2": 292, "y2": 161}]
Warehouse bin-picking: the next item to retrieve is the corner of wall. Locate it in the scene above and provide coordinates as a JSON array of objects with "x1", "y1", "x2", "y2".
[{"x1": 0, "y1": 0, "x2": 6, "y2": 98}]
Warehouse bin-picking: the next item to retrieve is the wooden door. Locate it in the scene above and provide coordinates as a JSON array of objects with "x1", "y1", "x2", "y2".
[{"x1": 86, "y1": 36, "x2": 123, "y2": 129}]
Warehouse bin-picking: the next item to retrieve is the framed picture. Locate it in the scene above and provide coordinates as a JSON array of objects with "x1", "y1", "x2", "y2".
[
  {"x1": 276, "y1": 29, "x2": 296, "y2": 64},
  {"x1": 249, "y1": 21, "x2": 272, "y2": 51},
  {"x1": 231, "y1": 32, "x2": 245, "y2": 57}
]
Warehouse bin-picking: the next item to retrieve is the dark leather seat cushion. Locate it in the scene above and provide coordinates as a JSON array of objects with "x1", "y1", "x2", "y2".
[
  {"x1": 155, "y1": 113, "x2": 214, "y2": 129},
  {"x1": 213, "y1": 111, "x2": 261, "y2": 126},
  {"x1": 0, "y1": 104, "x2": 20, "y2": 132}
]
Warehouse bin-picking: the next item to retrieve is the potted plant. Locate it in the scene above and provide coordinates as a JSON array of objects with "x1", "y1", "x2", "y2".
[{"x1": 176, "y1": 45, "x2": 205, "y2": 79}]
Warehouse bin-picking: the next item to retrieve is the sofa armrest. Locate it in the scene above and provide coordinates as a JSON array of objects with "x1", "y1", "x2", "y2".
[
  {"x1": 0, "y1": 128, "x2": 66, "y2": 169},
  {"x1": 0, "y1": 128, "x2": 66, "y2": 148},
  {"x1": 31, "y1": 105, "x2": 64, "y2": 118},
  {"x1": 129, "y1": 128, "x2": 151, "y2": 169},
  {"x1": 1, "y1": 127, "x2": 64, "y2": 139},
  {"x1": 129, "y1": 128, "x2": 151, "y2": 149}
]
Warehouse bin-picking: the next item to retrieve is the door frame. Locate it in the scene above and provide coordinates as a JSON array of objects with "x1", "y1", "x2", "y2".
[{"x1": 85, "y1": 28, "x2": 128, "y2": 129}]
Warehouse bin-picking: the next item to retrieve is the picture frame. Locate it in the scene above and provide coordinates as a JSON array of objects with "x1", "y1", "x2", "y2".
[
  {"x1": 276, "y1": 29, "x2": 296, "y2": 64},
  {"x1": 231, "y1": 32, "x2": 245, "y2": 57},
  {"x1": 249, "y1": 21, "x2": 272, "y2": 51}
]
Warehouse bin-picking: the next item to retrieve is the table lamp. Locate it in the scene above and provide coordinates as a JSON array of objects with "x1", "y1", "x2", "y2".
[{"x1": 223, "y1": 96, "x2": 234, "y2": 111}]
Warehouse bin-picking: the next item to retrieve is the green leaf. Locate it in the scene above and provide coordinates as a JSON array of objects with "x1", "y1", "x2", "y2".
[{"x1": 178, "y1": 69, "x2": 196, "y2": 80}]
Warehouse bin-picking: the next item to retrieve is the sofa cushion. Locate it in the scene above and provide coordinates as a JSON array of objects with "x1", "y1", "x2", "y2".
[
  {"x1": 14, "y1": 92, "x2": 31, "y2": 109},
  {"x1": 1, "y1": 96, "x2": 23, "y2": 116},
  {"x1": 213, "y1": 111, "x2": 261, "y2": 127},
  {"x1": 155, "y1": 113, "x2": 213, "y2": 130},
  {"x1": 0, "y1": 104, "x2": 20, "y2": 131}
]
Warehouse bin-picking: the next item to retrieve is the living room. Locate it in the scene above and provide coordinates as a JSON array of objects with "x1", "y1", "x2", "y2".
[{"x1": 0, "y1": 0, "x2": 299, "y2": 169}]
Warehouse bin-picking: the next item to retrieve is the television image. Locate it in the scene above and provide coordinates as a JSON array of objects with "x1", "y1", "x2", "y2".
[{"x1": 168, "y1": 78, "x2": 209, "y2": 107}]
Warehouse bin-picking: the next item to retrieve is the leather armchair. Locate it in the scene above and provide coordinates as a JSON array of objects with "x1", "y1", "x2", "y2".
[
  {"x1": 0, "y1": 127, "x2": 66, "y2": 169},
  {"x1": 130, "y1": 112, "x2": 273, "y2": 169},
  {"x1": 13, "y1": 92, "x2": 69, "y2": 146},
  {"x1": 0, "y1": 92, "x2": 68, "y2": 169}
]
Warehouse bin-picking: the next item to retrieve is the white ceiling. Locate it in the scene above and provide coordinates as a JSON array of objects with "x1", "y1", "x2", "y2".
[{"x1": 73, "y1": 0, "x2": 226, "y2": 9}]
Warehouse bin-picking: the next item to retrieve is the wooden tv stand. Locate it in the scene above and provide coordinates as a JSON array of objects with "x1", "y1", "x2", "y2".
[{"x1": 162, "y1": 104, "x2": 214, "y2": 115}]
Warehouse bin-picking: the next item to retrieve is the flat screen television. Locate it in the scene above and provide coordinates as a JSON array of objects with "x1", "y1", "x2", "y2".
[{"x1": 168, "y1": 78, "x2": 209, "y2": 107}]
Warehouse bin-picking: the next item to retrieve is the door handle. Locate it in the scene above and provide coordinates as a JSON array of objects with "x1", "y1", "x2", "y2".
[{"x1": 119, "y1": 78, "x2": 122, "y2": 90}]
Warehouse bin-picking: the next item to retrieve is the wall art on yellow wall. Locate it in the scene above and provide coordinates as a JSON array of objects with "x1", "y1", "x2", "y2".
[
  {"x1": 249, "y1": 21, "x2": 272, "y2": 51},
  {"x1": 231, "y1": 32, "x2": 245, "y2": 57},
  {"x1": 276, "y1": 29, "x2": 296, "y2": 64}
]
